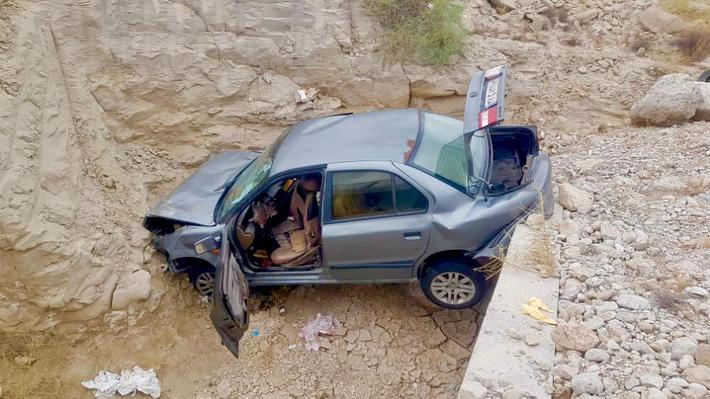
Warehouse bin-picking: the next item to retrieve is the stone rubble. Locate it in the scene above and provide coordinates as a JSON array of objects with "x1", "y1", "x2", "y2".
[{"x1": 551, "y1": 122, "x2": 710, "y2": 399}]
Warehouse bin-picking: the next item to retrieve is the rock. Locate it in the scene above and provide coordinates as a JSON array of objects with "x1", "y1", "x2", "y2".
[
  {"x1": 553, "y1": 365, "x2": 578, "y2": 380},
  {"x1": 501, "y1": 388, "x2": 525, "y2": 399},
  {"x1": 671, "y1": 337, "x2": 699, "y2": 360},
  {"x1": 666, "y1": 377, "x2": 689, "y2": 393},
  {"x1": 489, "y1": 0, "x2": 517, "y2": 14},
  {"x1": 574, "y1": 9, "x2": 600, "y2": 24},
  {"x1": 528, "y1": 14, "x2": 549, "y2": 33},
  {"x1": 646, "y1": 388, "x2": 668, "y2": 399},
  {"x1": 640, "y1": 373, "x2": 664, "y2": 389},
  {"x1": 571, "y1": 372, "x2": 603, "y2": 395},
  {"x1": 111, "y1": 270, "x2": 152, "y2": 309},
  {"x1": 14, "y1": 356, "x2": 36, "y2": 367},
  {"x1": 558, "y1": 220, "x2": 580, "y2": 242},
  {"x1": 684, "y1": 286, "x2": 709, "y2": 299},
  {"x1": 584, "y1": 348, "x2": 609, "y2": 363},
  {"x1": 582, "y1": 316, "x2": 604, "y2": 330},
  {"x1": 638, "y1": 5, "x2": 686, "y2": 34},
  {"x1": 684, "y1": 382, "x2": 708, "y2": 398},
  {"x1": 458, "y1": 380, "x2": 488, "y2": 399},
  {"x1": 694, "y1": 82, "x2": 710, "y2": 121},
  {"x1": 630, "y1": 74, "x2": 704, "y2": 126},
  {"x1": 633, "y1": 229, "x2": 650, "y2": 250},
  {"x1": 684, "y1": 365, "x2": 710, "y2": 389},
  {"x1": 558, "y1": 183, "x2": 594, "y2": 213},
  {"x1": 552, "y1": 323, "x2": 600, "y2": 352},
  {"x1": 603, "y1": 376, "x2": 619, "y2": 393},
  {"x1": 680, "y1": 354, "x2": 695, "y2": 370},
  {"x1": 615, "y1": 294, "x2": 650, "y2": 311},
  {"x1": 695, "y1": 344, "x2": 710, "y2": 367},
  {"x1": 600, "y1": 222, "x2": 621, "y2": 241},
  {"x1": 524, "y1": 334, "x2": 540, "y2": 347}
]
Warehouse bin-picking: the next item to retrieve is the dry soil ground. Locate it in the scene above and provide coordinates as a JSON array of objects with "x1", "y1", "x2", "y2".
[{"x1": 1, "y1": 268, "x2": 484, "y2": 399}]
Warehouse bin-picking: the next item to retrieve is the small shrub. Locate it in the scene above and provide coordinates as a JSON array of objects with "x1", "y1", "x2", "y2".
[
  {"x1": 653, "y1": 290, "x2": 683, "y2": 310},
  {"x1": 365, "y1": 0, "x2": 466, "y2": 65},
  {"x1": 660, "y1": 0, "x2": 710, "y2": 24},
  {"x1": 673, "y1": 25, "x2": 710, "y2": 62}
]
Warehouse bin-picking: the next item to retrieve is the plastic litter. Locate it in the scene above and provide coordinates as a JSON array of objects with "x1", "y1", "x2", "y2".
[
  {"x1": 521, "y1": 296, "x2": 558, "y2": 325},
  {"x1": 299, "y1": 313, "x2": 339, "y2": 351},
  {"x1": 251, "y1": 328, "x2": 260, "y2": 337},
  {"x1": 81, "y1": 366, "x2": 161, "y2": 398}
]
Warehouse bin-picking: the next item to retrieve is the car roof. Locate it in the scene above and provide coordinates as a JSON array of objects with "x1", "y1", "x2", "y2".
[{"x1": 270, "y1": 109, "x2": 421, "y2": 175}]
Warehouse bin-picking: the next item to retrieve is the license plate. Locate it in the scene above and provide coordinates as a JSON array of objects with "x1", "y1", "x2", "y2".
[{"x1": 484, "y1": 78, "x2": 499, "y2": 109}]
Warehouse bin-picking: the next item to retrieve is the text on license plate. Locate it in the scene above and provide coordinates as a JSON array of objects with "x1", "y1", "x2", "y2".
[{"x1": 484, "y1": 78, "x2": 499, "y2": 109}]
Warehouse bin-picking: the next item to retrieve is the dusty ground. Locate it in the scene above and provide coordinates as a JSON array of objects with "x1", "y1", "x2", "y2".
[
  {"x1": 2, "y1": 0, "x2": 710, "y2": 398},
  {"x1": 1, "y1": 264, "x2": 483, "y2": 399}
]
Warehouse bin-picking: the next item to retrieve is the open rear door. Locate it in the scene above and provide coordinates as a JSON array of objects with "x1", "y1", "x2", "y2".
[
  {"x1": 464, "y1": 65, "x2": 507, "y2": 134},
  {"x1": 210, "y1": 227, "x2": 249, "y2": 357}
]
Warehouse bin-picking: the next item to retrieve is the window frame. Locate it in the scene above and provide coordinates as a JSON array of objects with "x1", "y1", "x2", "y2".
[{"x1": 323, "y1": 169, "x2": 430, "y2": 224}]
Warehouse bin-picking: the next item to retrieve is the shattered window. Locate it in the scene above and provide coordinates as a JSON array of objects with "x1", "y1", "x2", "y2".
[{"x1": 217, "y1": 152, "x2": 272, "y2": 221}]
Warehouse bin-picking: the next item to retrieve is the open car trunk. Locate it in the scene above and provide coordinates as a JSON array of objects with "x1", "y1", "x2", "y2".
[
  {"x1": 488, "y1": 126, "x2": 539, "y2": 195},
  {"x1": 463, "y1": 66, "x2": 541, "y2": 196}
]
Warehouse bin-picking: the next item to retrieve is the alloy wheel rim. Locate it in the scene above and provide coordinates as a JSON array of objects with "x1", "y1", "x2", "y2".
[
  {"x1": 430, "y1": 272, "x2": 476, "y2": 305},
  {"x1": 195, "y1": 272, "x2": 215, "y2": 297}
]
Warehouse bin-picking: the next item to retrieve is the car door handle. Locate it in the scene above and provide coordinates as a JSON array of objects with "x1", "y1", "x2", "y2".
[{"x1": 403, "y1": 232, "x2": 421, "y2": 240}]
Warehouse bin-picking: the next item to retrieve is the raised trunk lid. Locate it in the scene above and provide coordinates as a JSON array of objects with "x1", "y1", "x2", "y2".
[{"x1": 464, "y1": 65, "x2": 508, "y2": 134}]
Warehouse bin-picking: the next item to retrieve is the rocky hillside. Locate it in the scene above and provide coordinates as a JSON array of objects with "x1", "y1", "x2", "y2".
[{"x1": 0, "y1": 0, "x2": 707, "y2": 330}]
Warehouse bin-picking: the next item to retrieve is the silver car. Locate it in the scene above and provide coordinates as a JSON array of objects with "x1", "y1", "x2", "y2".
[{"x1": 144, "y1": 66, "x2": 553, "y2": 356}]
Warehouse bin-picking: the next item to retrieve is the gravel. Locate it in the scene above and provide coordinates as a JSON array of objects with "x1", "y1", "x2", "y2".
[{"x1": 551, "y1": 122, "x2": 710, "y2": 398}]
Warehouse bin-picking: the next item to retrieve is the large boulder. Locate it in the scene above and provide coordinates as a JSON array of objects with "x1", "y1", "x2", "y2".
[
  {"x1": 638, "y1": 5, "x2": 686, "y2": 34},
  {"x1": 684, "y1": 365, "x2": 710, "y2": 389},
  {"x1": 558, "y1": 183, "x2": 594, "y2": 213},
  {"x1": 552, "y1": 323, "x2": 600, "y2": 352},
  {"x1": 111, "y1": 270, "x2": 152, "y2": 310},
  {"x1": 631, "y1": 74, "x2": 704, "y2": 126}
]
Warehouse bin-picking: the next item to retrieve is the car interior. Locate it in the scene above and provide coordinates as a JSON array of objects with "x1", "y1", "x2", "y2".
[
  {"x1": 235, "y1": 172, "x2": 323, "y2": 270},
  {"x1": 488, "y1": 132, "x2": 533, "y2": 194}
]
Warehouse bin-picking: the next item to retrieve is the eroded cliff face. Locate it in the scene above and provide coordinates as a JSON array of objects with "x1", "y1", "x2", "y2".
[
  {"x1": 0, "y1": 0, "x2": 687, "y2": 330},
  {"x1": 0, "y1": 0, "x2": 462, "y2": 331}
]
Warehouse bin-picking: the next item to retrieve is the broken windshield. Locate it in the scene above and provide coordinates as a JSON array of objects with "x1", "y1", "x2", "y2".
[{"x1": 216, "y1": 151, "x2": 272, "y2": 222}]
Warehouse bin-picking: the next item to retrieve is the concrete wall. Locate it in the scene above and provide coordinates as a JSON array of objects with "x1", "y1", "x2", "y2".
[{"x1": 458, "y1": 218, "x2": 560, "y2": 399}]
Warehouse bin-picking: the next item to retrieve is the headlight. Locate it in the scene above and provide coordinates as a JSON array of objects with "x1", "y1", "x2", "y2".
[{"x1": 194, "y1": 236, "x2": 220, "y2": 255}]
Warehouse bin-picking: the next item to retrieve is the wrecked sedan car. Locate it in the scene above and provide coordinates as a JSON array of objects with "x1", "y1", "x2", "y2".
[{"x1": 144, "y1": 66, "x2": 553, "y2": 356}]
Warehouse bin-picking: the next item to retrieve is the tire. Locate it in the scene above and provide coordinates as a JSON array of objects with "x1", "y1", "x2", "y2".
[
  {"x1": 189, "y1": 267, "x2": 216, "y2": 298},
  {"x1": 420, "y1": 260, "x2": 487, "y2": 309},
  {"x1": 699, "y1": 70, "x2": 710, "y2": 83}
]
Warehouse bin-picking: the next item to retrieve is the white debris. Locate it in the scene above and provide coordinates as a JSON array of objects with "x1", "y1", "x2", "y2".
[
  {"x1": 300, "y1": 313, "x2": 339, "y2": 351},
  {"x1": 296, "y1": 89, "x2": 309, "y2": 103},
  {"x1": 82, "y1": 366, "x2": 161, "y2": 398}
]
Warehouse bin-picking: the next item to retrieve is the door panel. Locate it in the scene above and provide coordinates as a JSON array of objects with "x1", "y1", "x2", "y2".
[
  {"x1": 323, "y1": 212, "x2": 431, "y2": 281},
  {"x1": 210, "y1": 228, "x2": 249, "y2": 358}
]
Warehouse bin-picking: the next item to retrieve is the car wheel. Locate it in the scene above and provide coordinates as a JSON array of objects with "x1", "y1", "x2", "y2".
[
  {"x1": 700, "y1": 70, "x2": 710, "y2": 83},
  {"x1": 420, "y1": 260, "x2": 487, "y2": 309},
  {"x1": 189, "y1": 268, "x2": 216, "y2": 298}
]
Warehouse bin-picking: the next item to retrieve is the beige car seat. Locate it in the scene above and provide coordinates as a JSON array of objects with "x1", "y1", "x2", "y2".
[{"x1": 271, "y1": 183, "x2": 321, "y2": 266}]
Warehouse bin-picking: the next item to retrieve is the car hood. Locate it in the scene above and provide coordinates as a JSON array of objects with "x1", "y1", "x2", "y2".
[{"x1": 146, "y1": 151, "x2": 258, "y2": 226}]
